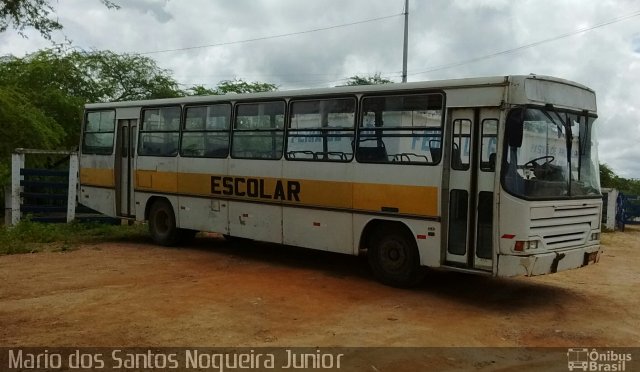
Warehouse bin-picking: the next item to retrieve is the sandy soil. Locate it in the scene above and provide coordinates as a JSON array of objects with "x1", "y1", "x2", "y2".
[{"x1": 0, "y1": 226, "x2": 638, "y2": 369}]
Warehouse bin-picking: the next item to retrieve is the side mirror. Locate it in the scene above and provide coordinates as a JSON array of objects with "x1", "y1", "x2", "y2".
[{"x1": 506, "y1": 108, "x2": 523, "y2": 148}]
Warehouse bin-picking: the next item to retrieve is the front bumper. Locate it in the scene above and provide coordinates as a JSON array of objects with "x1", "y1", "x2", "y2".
[{"x1": 497, "y1": 244, "x2": 602, "y2": 277}]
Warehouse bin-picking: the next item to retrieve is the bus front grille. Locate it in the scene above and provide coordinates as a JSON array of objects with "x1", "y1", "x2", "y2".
[{"x1": 530, "y1": 205, "x2": 599, "y2": 250}]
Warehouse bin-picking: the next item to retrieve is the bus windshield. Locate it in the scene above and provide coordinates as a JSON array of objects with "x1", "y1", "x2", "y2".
[{"x1": 502, "y1": 107, "x2": 600, "y2": 199}]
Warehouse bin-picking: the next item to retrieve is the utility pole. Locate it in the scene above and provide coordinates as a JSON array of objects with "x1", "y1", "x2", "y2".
[{"x1": 402, "y1": 0, "x2": 409, "y2": 83}]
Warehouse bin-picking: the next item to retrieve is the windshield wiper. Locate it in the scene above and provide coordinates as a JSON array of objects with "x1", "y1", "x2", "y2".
[{"x1": 543, "y1": 108, "x2": 573, "y2": 195}]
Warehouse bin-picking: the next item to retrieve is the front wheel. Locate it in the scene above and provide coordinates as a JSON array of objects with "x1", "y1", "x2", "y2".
[
  {"x1": 368, "y1": 226, "x2": 425, "y2": 287},
  {"x1": 148, "y1": 199, "x2": 180, "y2": 246}
]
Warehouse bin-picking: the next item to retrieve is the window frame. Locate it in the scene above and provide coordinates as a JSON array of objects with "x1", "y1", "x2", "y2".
[
  {"x1": 285, "y1": 95, "x2": 357, "y2": 163},
  {"x1": 230, "y1": 100, "x2": 286, "y2": 161},
  {"x1": 451, "y1": 118, "x2": 472, "y2": 171},
  {"x1": 180, "y1": 102, "x2": 232, "y2": 159},
  {"x1": 138, "y1": 105, "x2": 182, "y2": 158},
  {"x1": 500, "y1": 105, "x2": 602, "y2": 201},
  {"x1": 82, "y1": 109, "x2": 116, "y2": 156},
  {"x1": 356, "y1": 91, "x2": 445, "y2": 166},
  {"x1": 479, "y1": 118, "x2": 499, "y2": 172}
]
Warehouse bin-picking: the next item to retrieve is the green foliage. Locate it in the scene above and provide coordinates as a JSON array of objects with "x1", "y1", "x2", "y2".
[
  {"x1": 189, "y1": 79, "x2": 278, "y2": 96},
  {"x1": 343, "y1": 73, "x2": 394, "y2": 86},
  {"x1": 73, "y1": 50, "x2": 184, "y2": 102},
  {"x1": 188, "y1": 85, "x2": 218, "y2": 96},
  {"x1": 0, "y1": 86, "x2": 66, "y2": 159},
  {"x1": 0, "y1": 47, "x2": 278, "y2": 188},
  {"x1": 0, "y1": 48, "x2": 185, "y2": 184},
  {"x1": 0, "y1": 48, "x2": 184, "y2": 103},
  {"x1": 216, "y1": 79, "x2": 277, "y2": 94},
  {"x1": 600, "y1": 163, "x2": 640, "y2": 195},
  {"x1": 0, "y1": 220, "x2": 147, "y2": 255},
  {"x1": 0, "y1": 0, "x2": 119, "y2": 40},
  {"x1": 600, "y1": 163, "x2": 617, "y2": 188}
]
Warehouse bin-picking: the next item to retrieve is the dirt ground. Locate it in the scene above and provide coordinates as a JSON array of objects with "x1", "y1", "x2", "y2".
[{"x1": 0, "y1": 226, "x2": 638, "y2": 369}]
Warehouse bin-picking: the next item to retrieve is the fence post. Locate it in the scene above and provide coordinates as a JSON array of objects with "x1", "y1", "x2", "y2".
[
  {"x1": 11, "y1": 152, "x2": 25, "y2": 226},
  {"x1": 66, "y1": 152, "x2": 79, "y2": 223}
]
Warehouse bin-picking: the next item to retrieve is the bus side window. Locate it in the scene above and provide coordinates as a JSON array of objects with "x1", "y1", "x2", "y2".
[
  {"x1": 231, "y1": 101, "x2": 285, "y2": 160},
  {"x1": 452, "y1": 119, "x2": 471, "y2": 170},
  {"x1": 139, "y1": 106, "x2": 181, "y2": 157},
  {"x1": 82, "y1": 110, "x2": 116, "y2": 155},
  {"x1": 181, "y1": 103, "x2": 231, "y2": 158},
  {"x1": 480, "y1": 119, "x2": 498, "y2": 172},
  {"x1": 286, "y1": 97, "x2": 356, "y2": 162},
  {"x1": 357, "y1": 93, "x2": 444, "y2": 164}
]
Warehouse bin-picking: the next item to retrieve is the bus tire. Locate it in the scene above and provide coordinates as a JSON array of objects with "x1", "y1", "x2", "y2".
[
  {"x1": 368, "y1": 226, "x2": 424, "y2": 288},
  {"x1": 148, "y1": 199, "x2": 179, "y2": 246}
]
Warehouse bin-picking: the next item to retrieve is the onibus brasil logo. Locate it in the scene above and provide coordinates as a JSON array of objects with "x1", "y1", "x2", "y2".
[{"x1": 567, "y1": 348, "x2": 632, "y2": 371}]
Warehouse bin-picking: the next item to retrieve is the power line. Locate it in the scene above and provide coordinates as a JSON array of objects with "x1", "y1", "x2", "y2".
[
  {"x1": 172, "y1": 8, "x2": 640, "y2": 88},
  {"x1": 409, "y1": 9, "x2": 640, "y2": 76},
  {"x1": 138, "y1": 13, "x2": 403, "y2": 55}
]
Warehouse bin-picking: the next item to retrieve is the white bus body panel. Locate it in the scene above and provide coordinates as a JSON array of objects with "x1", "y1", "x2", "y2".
[
  {"x1": 496, "y1": 193, "x2": 602, "y2": 276},
  {"x1": 508, "y1": 75, "x2": 596, "y2": 112},
  {"x1": 79, "y1": 156, "x2": 115, "y2": 216},
  {"x1": 497, "y1": 244, "x2": 601, "y2": 277},
  {"x1": 79, "y1": 185, "x2": 116, "y2": 216},
  {"x1": 284, "y1": 207, "x2": 353, "y2": 254},
  {"x1": 177, "y1": 157, "x2": 229, "y2": 234},
  {"x1": 282, "y1": 160, "x2": 353, "y2": 253},
  {"x1": 228, "y1": 159, "x2": 283, "y2": 243},
  {"x1": 445, "y1": 86, "x2": 505, "y2": 108}
]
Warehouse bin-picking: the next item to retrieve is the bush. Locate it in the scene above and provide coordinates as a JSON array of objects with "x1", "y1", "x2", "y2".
[{"x1": 0, "y1": 220, "x2": 147, "y2": 255}]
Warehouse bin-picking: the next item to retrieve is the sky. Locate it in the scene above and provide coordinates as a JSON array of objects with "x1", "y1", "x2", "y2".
[{"x1": 1, "y1": 0, "x2": 639, "y2": 178}]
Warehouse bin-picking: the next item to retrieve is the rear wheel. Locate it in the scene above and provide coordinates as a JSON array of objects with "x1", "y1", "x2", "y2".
[
  {"x1": 148, "y1": 199, "x2": 179, "y2": 246},
  {"x1": 368, "y1": 226, "x2": 424, "y2": 287}
]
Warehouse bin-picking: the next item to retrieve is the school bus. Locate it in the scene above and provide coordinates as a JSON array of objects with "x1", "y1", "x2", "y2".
[{"x1": 78, "y1": 74, "x2": 602, "y2": 286}]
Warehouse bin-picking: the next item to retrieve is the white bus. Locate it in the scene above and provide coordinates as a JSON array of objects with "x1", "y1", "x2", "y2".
[{"x1": 79, "y1": 74, "x2": 603, "y2": 286}]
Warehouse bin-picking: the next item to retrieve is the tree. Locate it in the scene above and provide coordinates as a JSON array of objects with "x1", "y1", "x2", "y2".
[
  {"x1": 0, "y1": 0, "x2": 119, "y2": 40},
  {"x1": 188, "y1": 79, "x2": 278, "y2": 96},
  {"x1": 0, "y1": 86, "x2": 66, "y2": 181},
  {"x1": 599, "y1": 163, "x2": 617, "y2": 189},
  {"x1": 188, "y1": 85, "x2": 218, "y2": 96},
  {"x1": 72, "y1": 50, "x2": 184, "y2": 102},
  {"x1": 216, "y1": 79, "x2": 277, "y2": 94},
  {"x1": 0, "y1": 48, "x2": 184, "y2": 149},
  {"x1": 600, "y1": 163, "x2": 640, "y2": 195},
  {"x1": 343, "y1": 73, "x2": 394, "y2": 86}
]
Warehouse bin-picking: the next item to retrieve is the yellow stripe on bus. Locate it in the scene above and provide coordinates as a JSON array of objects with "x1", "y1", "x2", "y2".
[
  {"x1": 353, "y1": 183, "x2": 438, "y2": 217},
  {"x1": 136, "y1": 170, "x2": 178, "y2": 193},
  {"x1": 80, "y1": 168, "x2": 115, "y2": 188},
  {"x1": 135, "y1": 170, "x2": 439, "y2": 217}
]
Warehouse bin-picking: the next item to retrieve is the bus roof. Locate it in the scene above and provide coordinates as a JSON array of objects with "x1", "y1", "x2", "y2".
[{"x1": 84, "y1": 74, "x2": 593, "y2": 109}]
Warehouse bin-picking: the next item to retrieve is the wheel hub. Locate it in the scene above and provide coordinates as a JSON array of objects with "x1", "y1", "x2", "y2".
[
  {"x1": 381, "y1": 240, "x2": 406, "y2": 271},
  {"x1": 156, "y1": 211, "x2": 169, "y2": 233},
  {"x1": 388, "y1": 248, "x2": 400, "y2": 261}
]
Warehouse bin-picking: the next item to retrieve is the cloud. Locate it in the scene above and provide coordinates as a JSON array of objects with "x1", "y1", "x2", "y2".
[
  {"x1": 633, "y1": 35, "x2": 640, "y2": 53},
  {"x1": 1, "y1": 0, "x2": 640, "y2": 177}
]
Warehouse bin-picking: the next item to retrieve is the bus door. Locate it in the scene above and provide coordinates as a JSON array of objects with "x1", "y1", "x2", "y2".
[
  {"x1": 115, "y1": 119, "x2": 137, "y2": 217},
  {"x1": 444, "y1": 108, "x2": 496, "y2": 271}
]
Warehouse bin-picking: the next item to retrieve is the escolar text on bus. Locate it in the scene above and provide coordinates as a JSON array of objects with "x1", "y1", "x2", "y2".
[{"x1": 210, "y1": 176, "x2": 301, "y2": 201}]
